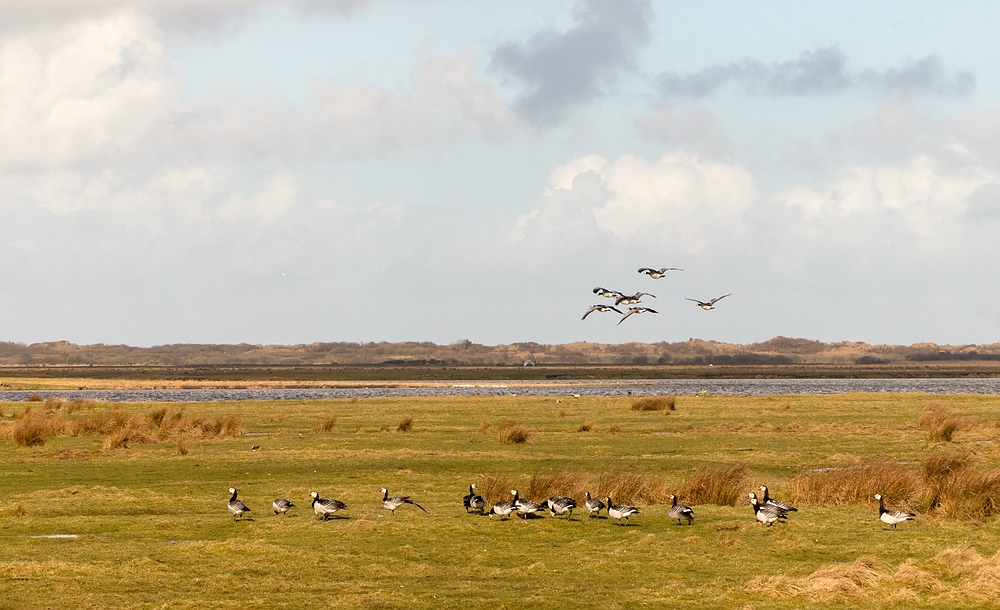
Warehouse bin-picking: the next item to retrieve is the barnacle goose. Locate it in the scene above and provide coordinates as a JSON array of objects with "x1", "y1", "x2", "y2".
[
  {"x1": 584, "y1": 492, "x2": 605, "y2": 518},
  {"x1": 545, "y1": 496, "x2": 577, "y2": 518},
  {"x1": 593, "y1": 287, "x2": 624, "y2": 300},
  {"x1": 227, "y1": 488, "x2": 250, "y2": 521},
  {"x1": 511, "y1": 490, "x2": 543, "y2": 519},
  {"x1": 614, "y1": 292, "x2": 656, "y2": 306},
  {"x1": 606, "y1": 497, "x2": 639, "y2": 525},
  {"x1": 381, "y1": 488, "x2": 427, "y2": 515},
  {"x1": 489, "y1": 500, "x2": 516, "y2": 520},
  {"x1": 581, "y1": 304, "x2": 624, "y2": 320},
  {"x1": 310, "y1": 491, "x2": 347, "y2": 520},
  {"x1": 749, "y1": 493, "x2": 786, "y2": 526},
  {"x1": 875, "y1": 494, "x2": 915, "y2": 530},
  {"x1": 272, "y1": 498, "x2": 294, "y2": 516},
  {"x1": 759, "y1": 485, "x2": 797, "y2": 512},
  {"x1": 617, "y1": 306, "x2": 658, "y2": 325},
  {"x1": 638, "y1": 267, "x2": 682, "y2": 279},
  {"x1": 685, "y1": 294, "x2": 731, "y2": 310},
  {"x1": 668, "y1": 494, "x2": 694, "y2": 525},
  {"x1": 463, "y1": 484, "x2": 486, "y2": 514}
]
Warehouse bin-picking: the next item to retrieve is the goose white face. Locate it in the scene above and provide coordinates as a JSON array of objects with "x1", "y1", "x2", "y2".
[
  {"x1": 229, "y1": 487, "x2": 236, "y2": 493},
  {"x1": 380, "y1": 488, "x2": 387, "y2": 493},
  {"x1": 874, "y1": 494, "x2": 882, "y2": 501},
  {"x1": 311, "y1": 492, "x2": 319, "y2": 498}
]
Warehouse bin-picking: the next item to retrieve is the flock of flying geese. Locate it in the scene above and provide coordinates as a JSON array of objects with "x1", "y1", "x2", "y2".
[
  {"x1": 228, "y1": 484, "x2": 915, "y2": 530},
  {"x1": 584, "y1": 266, "x2": 731, "y2": 325}
]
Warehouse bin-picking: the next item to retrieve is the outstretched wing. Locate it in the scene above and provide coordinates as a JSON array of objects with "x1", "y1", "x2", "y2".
[
  {"x1": 581, "y1": 305, "x2": 599, "y2": 320},
  {"x1": 710, "y1": 293, "x2": 732, "y2": 305}
]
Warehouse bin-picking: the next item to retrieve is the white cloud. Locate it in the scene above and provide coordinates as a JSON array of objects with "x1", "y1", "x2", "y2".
[
  {"x1": 521, "y1": 152, "x2": 755, "y2": 251},
  {"x1": 0, "y1": 12, "x2": 175, "y2": 170}
]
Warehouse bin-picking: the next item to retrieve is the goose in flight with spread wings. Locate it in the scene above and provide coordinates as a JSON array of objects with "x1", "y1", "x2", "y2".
[
  {"x1": 593, "y1": 287, "x2": 624, "y2": 300},
  {"x1": 615, "y1": 292, "x2": 656, "y2": 306},
  {"x1": 638, "y1": 267, "x2": 682, "y2": 279},
  {"x1": 581, "y1": 304, "x2": 624, "y2": 320},
  {"x1": 617, "y1": 307, "x2": 658, "y2": 325},
  {"x1": 685, "y1": 294, "x2": 731, "y2": 310}
]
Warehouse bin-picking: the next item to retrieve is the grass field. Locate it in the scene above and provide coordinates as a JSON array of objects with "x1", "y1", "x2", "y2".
[{"x1": 3, "y1": 392, "x2": 1000, "y2": 608}]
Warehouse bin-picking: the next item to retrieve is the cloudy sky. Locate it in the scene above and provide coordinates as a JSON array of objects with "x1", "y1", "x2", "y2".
[{"x1": 3, "y1": 0, "x2": 1000, "y2": 347}]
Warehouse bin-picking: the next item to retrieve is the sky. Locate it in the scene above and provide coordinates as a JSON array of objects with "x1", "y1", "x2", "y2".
[{"x1": 3, "y1": 0, "x2": 1000, "y2": 348}]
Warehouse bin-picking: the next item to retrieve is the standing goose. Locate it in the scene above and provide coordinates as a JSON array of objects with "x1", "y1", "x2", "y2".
[
  {"x1": 463, "y1": 484, "x2": 486, "y2": 514},
  {"x1": 511, "y1": 490, "x2": 543, "y2": 519},
  {"x1": 759, "y1": 485, "x2": 797, "y2": 512},
  {"x1": 581, "y1": 304, "x2": 624, "y2": 320},
  {"x1": 686, "y1": 294, "x2": 731, "y2": 310},
  {"x1": 617, "y1": 307, "x2": 658, "y2": 325},
  {"x1": 272, "y1": 498, "x2": 295, "y2": 516},
  {"x1": 227, "y1": 488, "x2": 251, "y2": 521},
  {"x1": 310, "y1": 491, "x2": 347, "y2": 520},
  {"x1": 638, "y1": 267, "x2": 682, "y2": 278},
  {"x1": 749, "y1": 493, "x2": 786, "y2": 526},
  {"x1": 584, "y1": 492, "x2": 605, "y2": 518},
  {"x1": 614, "y1": 292, "x2": 656, "y2": 306},
  {"x1": 489, "y1": 499, "x2": 516, "y2": 520},
  {"x1": 606, "y1": 497, "x2": 639, "y2": 525},
  {"x1": 668, "y1": 494, "x2": 694, "y2": 525},
  {"x1": 875, "y1": 494, "x2": 915, "y2": 530},
  {"x1": 545, "y1": 496, "x2": 577, "y2": 519},
  {"x1": 380, "y1": 488, "x2": 427, "y2": 515}
]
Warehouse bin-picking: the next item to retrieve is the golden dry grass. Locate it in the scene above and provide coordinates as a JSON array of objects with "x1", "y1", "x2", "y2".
[
  {"x1": 791, "y1": 459, "x2": 922, "y2": 510},
  {"x1": 312, "y1": 416, "x2": 338, "y2": 433},
  {"x1": 630, "y1": 396, "x2": 675, "y2": 411},
  {"x1": 497, "y1": 419, "x2": 531, "y2": 444},
  {"x1": 679, "y1": 462, "x2": 749, "y2": 506},
  {"x1": 397, "y1": 416, "x2": 414, "y2": 432},
  {"x1": 920, "y1": 401, "x2": 963, "y2": 442}
]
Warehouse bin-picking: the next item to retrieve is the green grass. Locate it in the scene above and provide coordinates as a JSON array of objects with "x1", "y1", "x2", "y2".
[{"x1": 2, "y1": 393, "x2": 1000, "y2": 608}]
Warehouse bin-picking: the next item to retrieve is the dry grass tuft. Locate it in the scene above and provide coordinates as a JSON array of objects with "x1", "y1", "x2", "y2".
[
  {"x1": 147, "y1": 407, "x2": 168, "y2": 428},
  {"x1": 176, "y1": 435, "x2": 191, "y2": 455},
  {"x1": 397, "y1": 416, "x2": 414, "y2": 432},
  {"x1": 576, "y1": 421, "x2": 594, "y2": 432},
  {"x1": 922, "y1": 452, "x2": 1000, "y2": 518},
  {"x1": 63, "y1": 398, "x2": 94, "y2": 414},
  {"x1": 103, "y1": 424, "x2": 151, "y2": 450},
  {"x1": 920, "y1": 401, "x2": 962, "y2": 442},
  {"x1": 526, "y1": 470, "x2": 582, "y2": 501},
  {"x1": 26, "y1": 394, "x2": 42, "y2": 402},
  {"x1": 475, "y1": 421, "x2": 491, "y2": 434},
  {"x1": 14, "y1": 503, "x2": 27, "y2": 517},
  {"x1": 497, "y1": 420, "x2": 531, "y2": 444},
  {"x1": 44, "y1": 397, "x2": 63, "y2": 412},
  {"x1": 679, "y1": 463, "x2": 749, "y2": 506},
  {"x1": 13, "y1": 416, "x2": 56, "y2": 447},
  {"x1": 478, "y1": 474, "x2": 514, "y2": 505},
  {"x1": 791, "y1": 459, "x2": 921, "y2": 509},
  {"x1": 601, "y1": 424, "x2": 622, "y2": 434},
  {"x1": 631, "y1": 396, "x2": 675, "y2": 411},
  {"x1": 592, "y1": 470, "x2": 652, "y2": 505},
  {"x1": 312, "y1": 416, "x2": 338, "y2": 433},
  {"x1": 379, "y1": 423, "x2": 390, "y2": 432}
]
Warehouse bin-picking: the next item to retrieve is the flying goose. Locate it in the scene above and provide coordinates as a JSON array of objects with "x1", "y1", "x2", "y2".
[
  {"x1": 668, "y1": 494, "x2": 694, "y2": 525},
  {"x1": 606, "y1": 497, "x2": 639, "y2": 525},
  {"x1": 489, "y1": 500, "x2": 516, "y2": 520},
  {"x1": 584, "y1": 491, "x2": 605, "y2": 518},
  {"x1": 310, "y1": 491, "x2": 347, "y2": 520},
  {"x1": 227, "y1": 488, "x2": 250, "y2": 521},
  {"x1": 380, "y1": 488, "x2": 427, "y2": 515},
  {"x1": 638, "y1": 267, "x2": 682, "y2": 278},
  {"x1": 749, "y1": 493, "x2": 786, "y2": 526},
  {"x1": 614, "y1": 292, "x2": 656, "y2": 306},
  {"x1": 617, "y1": 307, "x2": 658, "y2": 325},
  {"x1": 582, "y1": 304, "x2": 624, "y2": 320},
  {"x1": 686, "y1": 294, "x2": 731, "y2": 310},
  {"x1": 272, "y1": 498, "x2": 294, "y2": 516},
  {"x1": 875, "y1": 494, "x2": 915, "y2": 530},
  {"x1": 511, "y1": 490, "x2": 544, "y2": 519},
  {"x1": 545, "y1": 496, "x2": 577, "y2": 519},
  {"x1": 593, "y1": 287, "x2": 624, "y2": 300},
  {"x1": 759, "y1": 485, "x2": 797, "y2": 512},
  {"x1": 463, "y1": 484, "x2": 486, "y2": 514}
]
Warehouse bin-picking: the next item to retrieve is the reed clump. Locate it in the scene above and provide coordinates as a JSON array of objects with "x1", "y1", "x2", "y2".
[
  {"x1": 475, "y1": 421, "x2": 491, "y2": 434},
  {"x1": 478, "y1": 474, "x2": 514, "y2": 506},
  {"x1": 397, "y1": 416, "x2": 414, "y2": 432},
  {"x1": 920, "y1": 401, "x2": 962, "y2": 442},
  {"x1": 497, "y1": 419, "x2": 531, "y2": 444},
  {"x1": 679, "y1": 463, "x2": 750, "y2": 506},
  {"x1": 13, "y1": 416, "x2": 54, "y2": 447},
  {"x1": 631, "y1": 396, "x2": 675, "y2": 412},
  {"x1": 576, "y1": 421, "x2": 594, "y2": 432},
  {"x1": 791, "y1": 459, "x2": 921, "y2": 509},
  {"x1": 312, "y1": 416, "x2": 338, "y2": 433},
  {"x1": 922, "y1": 452, "x2": 1000, "y2": 519}
]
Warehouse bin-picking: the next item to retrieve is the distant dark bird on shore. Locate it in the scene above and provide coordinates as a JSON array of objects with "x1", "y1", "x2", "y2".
[
  {"x1": 618, "y1": 307, "x2": 658, "y2": 325},
  {"x1": 593, "y1": 287, "x2": 624, "y2": 300},
  {"x1": 581, "y1": 304, "x2": 624, "y2": 320},
  {"x1": 638, "y1": 267, "x2": 682, "y2": 278},
  {"x1": 686, "y1": 294, "x2": 731, "y2": 310},
  {"x1": 615, "y1": 291, "x2": 656, "y2": 306}
]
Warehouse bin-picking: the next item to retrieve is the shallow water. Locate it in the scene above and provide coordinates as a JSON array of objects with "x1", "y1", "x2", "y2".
[{"x1": 4, "y1": 377, "x2": 1000, "y2": 402}]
